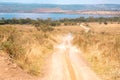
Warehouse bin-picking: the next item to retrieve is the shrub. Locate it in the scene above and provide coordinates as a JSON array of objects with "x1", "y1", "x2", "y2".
[
  {"x1": 104, "y1": 21, "x2": 108, "y2": 25},
  {"x1": 34, "y1": 22, "x2": 54, "y2": 32}
]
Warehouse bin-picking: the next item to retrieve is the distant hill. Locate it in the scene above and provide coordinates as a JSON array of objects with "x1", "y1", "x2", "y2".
[{"x1": 0, "y1": 3, "x2": 120, "y2": 13}]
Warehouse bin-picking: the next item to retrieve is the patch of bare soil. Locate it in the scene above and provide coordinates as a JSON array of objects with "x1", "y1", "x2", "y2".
[{"x1": 0, "y1": 51, "x2": 37, "y2": 80}]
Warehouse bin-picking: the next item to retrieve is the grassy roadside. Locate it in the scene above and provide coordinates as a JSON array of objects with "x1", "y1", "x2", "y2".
[
  {"x1": 0, "y1": 22, "x2": 120, "y2": 79},
  {"x1": 0, "y1": 25, "x2": 59, "y2": 76},
  {"x1": 73, "y1": 24, "x2": 120, "y2": 80}
]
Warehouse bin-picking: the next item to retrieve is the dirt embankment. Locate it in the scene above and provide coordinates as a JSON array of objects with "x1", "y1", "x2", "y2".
[{"x1": 0, "y1": 51, "x2": 37, "y2": 80}]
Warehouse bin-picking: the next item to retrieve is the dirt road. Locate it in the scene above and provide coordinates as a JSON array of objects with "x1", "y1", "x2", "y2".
[
  {"x1": 0, "y1": 33, "x2": 101, "y2": 80},
  {"x1": 43, "y1": 33, "x2": 101, "y2": 80},
  {"x1": 80, "y1": 24, "x2": 90, "y2": 33}
]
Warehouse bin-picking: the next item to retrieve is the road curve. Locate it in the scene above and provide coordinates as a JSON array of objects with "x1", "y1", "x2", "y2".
[{"x1": 43, "y1": 33, "x2": 101, "y2": 80}]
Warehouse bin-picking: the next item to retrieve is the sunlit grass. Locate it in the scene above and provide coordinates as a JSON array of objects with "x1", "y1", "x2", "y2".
[
  {"x1": 0, "y1": 25, "x2": 58, "y2": 76},
  {"x1": 0, "y1": 22, "x2": 120, "y2": 79},
  {"x1": 73, "y1": 25, "x2": 120, "y2": 80}
]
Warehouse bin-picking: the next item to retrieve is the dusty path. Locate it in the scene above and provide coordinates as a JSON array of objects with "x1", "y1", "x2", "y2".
[
  {"x1": 43, "y1": 33, "x2": 101, "y2": 80},
  {"x1": 0, "y1": 33, "x2": 101, "y2": 80},
  {"x1": 80, "y1": 24, "x2": 90, "y2": 33}
]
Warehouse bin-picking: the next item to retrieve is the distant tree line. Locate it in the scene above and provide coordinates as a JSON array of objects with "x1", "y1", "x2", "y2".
[{"x1": 0, "y1": 17, "x2": 120, "y2": 26}]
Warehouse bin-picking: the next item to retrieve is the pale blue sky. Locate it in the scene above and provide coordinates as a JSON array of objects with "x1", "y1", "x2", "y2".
[{"x1": 0, "y1": 0, "x2": 120, "y2": 4}]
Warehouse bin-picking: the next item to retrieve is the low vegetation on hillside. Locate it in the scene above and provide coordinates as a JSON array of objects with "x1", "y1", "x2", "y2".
[
  {"x1": 0, "y1": 25, "x2": 58, "y2": 76},
  {"x1": 0, "y1": 17, "x2": 120, "y2": 80},
  {"x1": 73, "y1": 27, "x2": 120, "y2": 80},
  {"x1": 0, "y1": 17, "x2": 120, "y2": 26}
]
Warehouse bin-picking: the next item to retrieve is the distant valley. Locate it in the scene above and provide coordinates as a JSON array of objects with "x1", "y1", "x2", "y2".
[{"x1": 0, "y1": 3, "x2": 120, "y2": 15}]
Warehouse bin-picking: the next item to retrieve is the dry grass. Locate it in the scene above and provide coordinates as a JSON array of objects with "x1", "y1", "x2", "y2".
[
  {"x1": 55, "y1": 25, "x2": 83, "y2": 34},
  {"x1": 0, "y1": 25, "x2": 59, "y2": 76},
  {"x1": 0, "y1": 23, "x2": 120, "y2": 79},
  {"x1": 73, "y1": 22, "x2": 120, "y2": 80},
  {"x1": 87, "y1": 22, "x2": 120, "y2": 34}
]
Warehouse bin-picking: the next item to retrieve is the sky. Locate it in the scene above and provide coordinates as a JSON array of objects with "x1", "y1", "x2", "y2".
[{"x1": 0, "y1": 0, "x2": 120, "y2": 4}]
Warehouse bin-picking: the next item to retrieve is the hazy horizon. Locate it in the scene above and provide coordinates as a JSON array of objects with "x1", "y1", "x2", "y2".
[{"x1": 0, "y1": 0, "x2": 120, "y2": 4}]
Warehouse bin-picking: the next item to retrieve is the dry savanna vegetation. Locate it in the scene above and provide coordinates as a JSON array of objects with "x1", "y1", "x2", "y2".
[
  {"x1": 0, "y1": 21, "x2": 120, "y2": 80},
  {"x1": 0, "y1": 25, "x2": 62, "y2": 76},
  {"x1": 73, "y1": 23, "x2": 120, "y2": 80}
]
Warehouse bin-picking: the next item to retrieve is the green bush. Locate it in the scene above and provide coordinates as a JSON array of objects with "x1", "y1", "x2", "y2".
[{"x1": 34, "y1": 22, "x2": 54, "y2": 32}]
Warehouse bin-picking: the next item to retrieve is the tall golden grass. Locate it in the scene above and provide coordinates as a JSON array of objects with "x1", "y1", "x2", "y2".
[
  {"x1": 0, "y1": 25, "x2": 58, "y2": 76},
  {"x1": 73, "y1": 25, "x2": 120, "y2": 80},
  {"x1": 0, "y1": 23, "x2": 120, "y2": 79}
]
